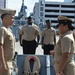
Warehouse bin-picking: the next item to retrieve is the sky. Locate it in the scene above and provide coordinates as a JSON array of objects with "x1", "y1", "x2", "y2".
[{"x1": 6, "y1": 0, "x2": 64, "y2": 16}]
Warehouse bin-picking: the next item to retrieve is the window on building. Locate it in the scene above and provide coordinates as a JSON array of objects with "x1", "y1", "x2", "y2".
[
  {"x1": 40, "y1": 12, "x2": 43, "y2": 16},
  {"x1": 61, "y1": 5, "x2": 74, "y2": 8},
  {"x1": 61, "y1": 10, "x2": 74, "y2": 13},
  {"x1": 45, "y1": 15, "x2": 58, "y2": 18},
  {"x1": 40, "y1": 19, "x2": 43, "y2": 22},
  {"x1": 45, "y1": 4, "x2": 59, "y2": 7},
  {"x1": 51, "y1": 20, "x2": 58, "y2": 23},
  {"x1": 40, "y1": 1, "x2": 44, "y2": 6},
  {"x1": 40, "y1": 7, "x2": 43, "y2": 11},
  {"x1": 45, "y1": 10, "x2": 59, "y2": 12}
]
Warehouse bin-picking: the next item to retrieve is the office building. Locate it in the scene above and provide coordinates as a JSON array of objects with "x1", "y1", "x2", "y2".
[
  {"x1": 0, "y1": 0, "x2": 6, "y2": 8},
  {"x1": 33, "y1": 0, "x2": 75, "y2": 27}
]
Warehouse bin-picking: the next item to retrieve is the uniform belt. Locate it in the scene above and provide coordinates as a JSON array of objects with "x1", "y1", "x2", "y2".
[{"x1": 23, "y1": 39, "x2": 35, "y2": 42}]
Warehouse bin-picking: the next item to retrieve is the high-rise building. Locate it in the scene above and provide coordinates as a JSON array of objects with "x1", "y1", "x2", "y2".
[
  {"x1": 33, "y1": 0, "x2": 75, "y2": 28},
  {"x1": 0, "y1": 0, "x2": 6, "y2": 8}
]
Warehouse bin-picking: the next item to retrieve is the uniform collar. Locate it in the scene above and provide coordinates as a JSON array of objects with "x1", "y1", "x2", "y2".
[
  {"x1": 27, "y1": 23, "x2": 34, "y2": 27},
  {"x1": 2, "y1": 22, "x2": 10, "y2": 29},
  {"x1": 60, "y1": 30, "x2": 72, "y2": 38},
  {"x1": 47, "y1": 28, "x2": 51, "y2": 29}
]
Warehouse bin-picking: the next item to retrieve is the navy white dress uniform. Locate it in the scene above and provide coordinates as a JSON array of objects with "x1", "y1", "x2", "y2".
[
  {"x1": 54, "y1": 16, "x2": 75, "y2": 75},
  {"x1": 19, "y1": 17, "x2": 40, "y2": 54},
  {"x1": 0, "y1": 8, "x2": 16, "y2": 75}
]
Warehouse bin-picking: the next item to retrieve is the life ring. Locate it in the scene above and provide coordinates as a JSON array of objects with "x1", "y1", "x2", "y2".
[{"x1": 23, "y1": 55, "x2": 41, "y2": 75}]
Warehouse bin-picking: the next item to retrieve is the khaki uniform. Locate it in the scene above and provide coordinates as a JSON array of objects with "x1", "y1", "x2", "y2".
[
  {"x1": 54, "y1": 31, "x2": 75, "y2": 75},
  {"x1": 42, "y1": 27, "x2": 56, "y2": 54},
  {"x1": 42, "y1": 27, "x2": 56, "y2": 45},
  {"x1": 19, "y1": 24, "x2": 40, "y2": 54},
  {"x1": 19, "y1": 24, "x2": 40, "y2": 41},
  {"x1": 0, "y1": 24, "x2": 15, "y2": 75}
]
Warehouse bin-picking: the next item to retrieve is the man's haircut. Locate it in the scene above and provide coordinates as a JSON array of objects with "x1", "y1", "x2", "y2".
[
  {"x1": 1, "y1": 13, "x2": 10, "y2": 20},
  {"x1": 46, "y1": 20, "x2": 51, "y2": 24}
]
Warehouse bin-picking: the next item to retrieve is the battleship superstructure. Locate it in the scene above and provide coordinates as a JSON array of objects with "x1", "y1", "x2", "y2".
[{"x1": 12, "y1": 0, "x2": 27, "y2": 41}]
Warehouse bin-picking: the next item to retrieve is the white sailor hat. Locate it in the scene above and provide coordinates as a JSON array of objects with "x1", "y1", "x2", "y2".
[{"x1": 0, "y1": 8, "x2": 16, "y2": 16}]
